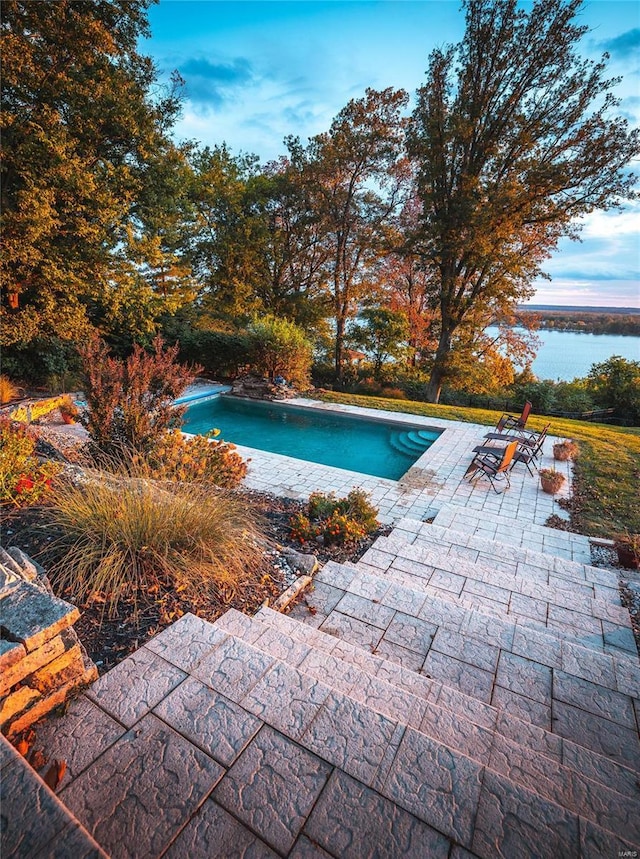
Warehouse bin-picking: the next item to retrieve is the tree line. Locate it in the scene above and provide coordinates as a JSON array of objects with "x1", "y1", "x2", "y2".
[
  {"x1": 2, "y1": 0, "x2": 638, "y2": 402},
  {"x1": 520, "y1": 312, "x2": 640, "y2": 336}
]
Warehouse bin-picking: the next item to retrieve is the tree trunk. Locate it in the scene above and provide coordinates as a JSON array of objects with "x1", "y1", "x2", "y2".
[
  {"x1": 426, "y1": 327, "x2": 452, "y2": 403},
  {"x1": 334, "y1": 316, "x2": 345, "y2": 383}
]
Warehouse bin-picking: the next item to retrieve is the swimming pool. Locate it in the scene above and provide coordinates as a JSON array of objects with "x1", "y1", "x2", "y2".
[{"x1": 182, "y1": 396, "x2": 442, "y2": 480}]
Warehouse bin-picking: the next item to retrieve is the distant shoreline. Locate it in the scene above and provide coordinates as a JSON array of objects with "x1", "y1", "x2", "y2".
[{"x1": 519, "y1": 304, "x2": 640, "y2": 314}]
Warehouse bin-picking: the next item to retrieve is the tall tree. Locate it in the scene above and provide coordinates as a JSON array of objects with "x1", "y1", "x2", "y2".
[
  {"x1": 1, "y1": 0, "x2": 184, "y2": 349},
  {"x1": 408, "y1": 0, "x2": 639, "y2": 402},
  {"x1": 289, "y1": 88, "x2": 409, "y2": 380}
]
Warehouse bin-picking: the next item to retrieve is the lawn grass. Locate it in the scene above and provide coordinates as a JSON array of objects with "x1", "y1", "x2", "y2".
[{"x1": 316, "y1": 390, "x2": 640, "y2": 538}]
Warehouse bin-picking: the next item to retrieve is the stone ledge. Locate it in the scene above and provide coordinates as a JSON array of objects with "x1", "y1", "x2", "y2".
[{"x1": 1, "y1": 549, "x2": 97, "y2": 738}]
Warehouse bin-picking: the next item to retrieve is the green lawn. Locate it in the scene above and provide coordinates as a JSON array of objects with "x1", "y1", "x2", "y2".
[{"x1": 316, "y1": 391, "x2": 640, "y2": 539}]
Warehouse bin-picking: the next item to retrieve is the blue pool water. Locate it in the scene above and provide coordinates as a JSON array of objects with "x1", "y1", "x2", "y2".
[{"x1": 182, "y1": 397, "x2": 442, "y2": 480}]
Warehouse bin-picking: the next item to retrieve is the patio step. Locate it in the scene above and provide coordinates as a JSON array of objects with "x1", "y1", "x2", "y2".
[
  {"x1": 393, "y1": 516, "x2": 616, "y2": 586},
  {"x1": 48, "y1": 615, "x2": 640, "y2": 856},
  {"x1": 209, "y1": 611, "x2": 640, "y2": 839},
  {"x1": 311, "y1": 560, "x2": 639, "y2": 690},
  {"x1": 357, "y1": 534, "x2": 634, "y2": 657},
  {"x1": 291, "y1": 562, "x2": 640, "y2": 770},
  {"x1": 221, "y1": 606, "x2": 640, "y2": 804},
  {"x1": 432, "y1": 504, "x2": 592, "y2": 563}
]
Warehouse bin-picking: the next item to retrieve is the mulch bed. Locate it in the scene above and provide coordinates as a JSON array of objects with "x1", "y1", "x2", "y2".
[{"x1": 3, "y1": 425, "x2": 387, "y2": 675}]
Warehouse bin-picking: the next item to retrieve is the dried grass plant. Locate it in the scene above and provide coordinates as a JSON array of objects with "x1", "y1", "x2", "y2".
[{"x1": 47, "y1": 459, "x2": 263, "y2": 617}]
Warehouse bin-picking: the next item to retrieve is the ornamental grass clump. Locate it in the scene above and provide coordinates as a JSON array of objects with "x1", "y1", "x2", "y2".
[
  {"x1": 0, "y1": 375, "x2": 21, "y2": 405},
  {"x1": 47, "y1": 461, "x2": 263, "y2": 617}
]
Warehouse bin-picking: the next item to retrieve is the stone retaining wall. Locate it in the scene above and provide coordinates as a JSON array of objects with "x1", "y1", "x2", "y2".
[{"x1": 0, "y1": 547, "x2": 97, "y2": 739}]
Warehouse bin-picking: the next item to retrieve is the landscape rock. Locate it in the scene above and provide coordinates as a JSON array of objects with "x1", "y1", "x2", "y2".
[
  {"x1": 282, "y1": 548, "x2": 319, "y2": 577},
  {"x1": 0, "y1": 549, "x2": 97, "y2": 737},
  {"x1": 230, "y1": 374, "x2": 297, "y2": 401}
]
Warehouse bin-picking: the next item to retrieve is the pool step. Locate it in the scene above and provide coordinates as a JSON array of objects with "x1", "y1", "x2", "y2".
[{"x1": 388, "y1": 430, "x2": 436, "y2": 457}]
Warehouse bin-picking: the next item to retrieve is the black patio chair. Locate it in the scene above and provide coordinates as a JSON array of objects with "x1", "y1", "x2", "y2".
[
  {"x1": 495, "y1": 401, "x2": 532, "y2": 434},
  {"x1": 483, "y1": 423, "x2": 550, "y2": 463},
  {"x1": 472, "y1": 428, "x2": 548, "y2": 477},
  {"x1": 463, "y1": 439, "x2": 518, "y2": 493}
]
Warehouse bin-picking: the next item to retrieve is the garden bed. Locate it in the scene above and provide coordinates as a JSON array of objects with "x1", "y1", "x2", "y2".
[{"x1": 4, "y1": 496, "x2": 386, "y2": 674}]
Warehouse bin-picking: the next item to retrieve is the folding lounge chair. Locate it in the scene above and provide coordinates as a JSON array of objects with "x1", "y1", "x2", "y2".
[
  {"x1": 483, "y1": 423, "x2": 550, "y2": 462},
  {"x1": 472, "y1": 426, "x2": 549, "y2": 477},
  {"x1": 495, "y1": 401, "x2": 532, "y2": 434},
  {"x1": 463, "y1": 439, "x2": 518, "y2": 492}
]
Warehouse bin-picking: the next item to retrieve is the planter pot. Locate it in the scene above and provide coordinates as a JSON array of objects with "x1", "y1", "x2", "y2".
[
  {"x1": 616, "y1": 545, "x2": 640, "y2": 569},
  {"x1": 540, "y1": 475, "x2": 564, "y2": 494},
  {"x1": 553, "y1": 442, "x2": 578, "y2": 461}
]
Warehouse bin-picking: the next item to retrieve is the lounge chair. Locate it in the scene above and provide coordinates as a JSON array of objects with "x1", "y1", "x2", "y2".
[
  {"x1": 463, "y1": 439, "x2": 518, "y2": 492},
  {"x1": 483, "y1": 422, "x2": 550, "y2": 460},
  {"x1": 495, "y1": 401, "x2": 532, "y2": 434},
  {"x1": 472, "y1": 430, "x2": 547, "y2": 477}
]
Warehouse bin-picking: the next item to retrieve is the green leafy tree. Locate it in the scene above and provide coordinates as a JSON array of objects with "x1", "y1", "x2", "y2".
[
  {"x1": 246, "y1": 315, "x2": 312, "y2": 387},
  {"x1": 408, "y1": 0, "x2": 639, "y2": 402},
  {"x1": 349, "y1": 307, "x2": 409, "y2": 379},
  {"x1": 189, "y1": 147, "x2": 330, "y2": 333},
  {"x1": 288, "y1": 88, "x2": 409, "y2": 381},
  {"x1": 1, "y1": 0, "x2": 186, "y2": 353},
  {"x1": 587, "y1": 357, "x2": 640, "y2": 424}
]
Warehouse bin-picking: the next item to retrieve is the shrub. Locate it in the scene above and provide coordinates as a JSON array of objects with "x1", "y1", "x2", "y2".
[
  {"x1": 379, "y1": 386, "x2": 407, "y2": 400},
  {"x1": 177, "y1": 329, "x2": 253, "y2": 378},
  {"x1": 288, "y1": 512, "x2": 315, "y2": 545},
  {"x1": 47, "y1": 463, "x2": 263, "y2": 615},
  {"x1": 0, "y1": 337, "x2": 81, "y2": 387},
  {"x1": 247, "y1": 315, "x2": 312, "y2": 387},
  {"x1": 0, "y1": 375, "x2": 21, "y2": 405},
  {"x1": 291, "y1": 489, "x2": 379, "y2": 546},
  {"x1": 80, "y1": 335, "x2": 199, "y2": 456},
  {"x1": 586, "y1": 356, "x2": 640, "y2": 424},
  {"x1": 59, "y1": 396, "x2": 81, "y2": 423},
  {"x1": 148, "y1": 430, "x2": 248, "y2": 488},
  {"x1": 553, "y1": 440, "x2": 579, "y2": 461},
  {"x1": 0, "y1": 419, "x2": 61, "y2": 506}
]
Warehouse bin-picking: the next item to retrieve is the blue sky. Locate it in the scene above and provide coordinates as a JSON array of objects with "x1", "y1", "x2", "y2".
[{"x1": 144, "y1": 0, "x2": 640, "y2": 308}]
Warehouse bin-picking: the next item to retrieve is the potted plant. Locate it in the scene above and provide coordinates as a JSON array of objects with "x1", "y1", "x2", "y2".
[
  {"x1": 539, "y1": 468, "x2": 565, "y2": 494},
  {"x1": 59, "y1": 396, "x2": 80, "y2": 425},
  {"x1": 553, "y1": 440, "x2": 579, "y2": 461},
  {"x1": 614, "y1": 533, "x2": 640, "y2": 569}
]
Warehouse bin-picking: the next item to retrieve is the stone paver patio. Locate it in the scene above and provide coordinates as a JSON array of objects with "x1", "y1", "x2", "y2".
[
  {"x1": 229, "y1": 398, "x2": 575, "y2": 525},
  {"x1": 9, "y1": 399, "x2": 640, "y2": 857}
]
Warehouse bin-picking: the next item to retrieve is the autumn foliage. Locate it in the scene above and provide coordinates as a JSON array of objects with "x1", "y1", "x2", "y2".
[
  {"x1": 148, "y1": 430, "x2": 248, "y2": 488},
  {"x1": 79, "y1": 335, "x2": 198, "y2": 456},
  {"x1": 0, "y1": 419, "x2": 61, "y2": 507},
  {"x1": 289, "y1": 489, "x2": 379, "y2": 546}
]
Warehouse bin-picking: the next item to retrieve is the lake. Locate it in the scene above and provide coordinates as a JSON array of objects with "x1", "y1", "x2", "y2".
[{"x1": 487, "y1": 327, "x2": 640, "y2": 381}]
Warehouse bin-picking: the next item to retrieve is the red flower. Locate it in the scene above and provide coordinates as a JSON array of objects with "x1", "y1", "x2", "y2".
[{"x1": 15, "y1": 475, "x2": 35, "y2": 494}]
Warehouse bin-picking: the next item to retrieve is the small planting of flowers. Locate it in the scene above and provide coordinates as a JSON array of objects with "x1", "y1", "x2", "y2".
[
  {"x1": 148, "y1": 429, "x2": 248, "y2": 488},
  {"x1": 290, "y1": 489, "x2": 379, "y2": 546},
  {"x1": 0, "y1": 418, "x2": 61, "y2": 506}
]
